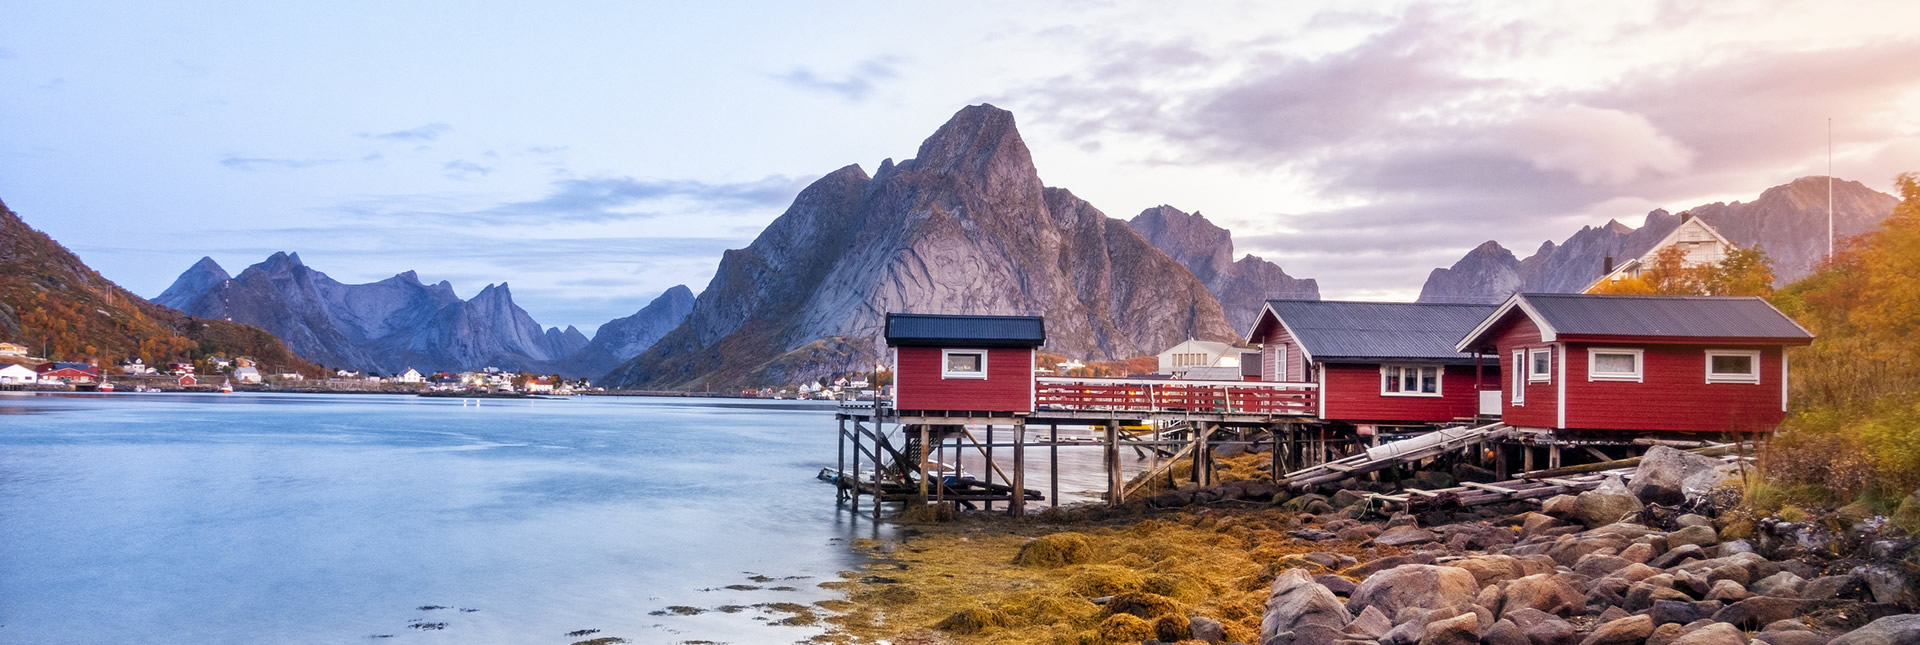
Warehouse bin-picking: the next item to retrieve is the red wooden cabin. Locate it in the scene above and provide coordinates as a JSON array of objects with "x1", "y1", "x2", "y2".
[
  {"x1": 34, "y1": 362, "x2": 100, "y2": 384},
  {"x1": 1247, "y1": 300, "x2": 1501, "y2": 427},
  {"x1": 885, "y1": 313, "x2": 1045, "y2": 415},
  {"x1": 1456, "y1": 294, "x2": 1813, "y2": 434}
]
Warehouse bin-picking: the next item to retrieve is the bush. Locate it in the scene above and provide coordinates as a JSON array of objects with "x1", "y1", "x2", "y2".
[{"x1": 1014, "y1": 532, "x2": 1094, "y2": 568}]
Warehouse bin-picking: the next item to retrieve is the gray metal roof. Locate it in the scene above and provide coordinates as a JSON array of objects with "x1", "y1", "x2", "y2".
[
  {"x1": 1519, "y1": 294, "x2": 1813, "y2": 340},
  {"x1": 884, "y1": 313, "x2": 1046, "y2": 348},
  {"x1": 1264, "y1": 300, "x2": 1496, "y2": 364}
]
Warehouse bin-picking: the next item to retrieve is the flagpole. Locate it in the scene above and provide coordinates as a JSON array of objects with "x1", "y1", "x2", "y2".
[{"x1": 1828, "y1": 117, "x2": 1834, "y2": 258}]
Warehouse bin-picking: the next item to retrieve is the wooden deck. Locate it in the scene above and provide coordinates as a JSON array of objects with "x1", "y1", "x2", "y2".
[{"x1": 1034, "y1": 376, "x2": 1317, "y2": 418}]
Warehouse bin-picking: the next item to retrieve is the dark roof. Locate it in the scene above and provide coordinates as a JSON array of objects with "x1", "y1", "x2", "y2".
[
  {"x1": 1516, "y1": 294, "x2": 1813, "y2": 340},
  {"x1": 884, "y1": 313, "x2": 1046, "y2": 348},
  {"x1": 37, "y1": 362, "x2": 97, "y2": 372},
  {"x1": 1264, "y1": 300, "x2": 1496, "y2": 364}
]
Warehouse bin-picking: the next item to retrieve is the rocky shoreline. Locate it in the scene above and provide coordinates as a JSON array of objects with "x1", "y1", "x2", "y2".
[{"x1": 824, "y1": 447, "x2": 1920, "y2": 645}]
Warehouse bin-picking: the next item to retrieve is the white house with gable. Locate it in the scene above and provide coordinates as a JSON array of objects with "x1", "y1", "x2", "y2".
[
  {"x1": 1589, "y1": 214, "x2": 1738, "y2": 290},
  {"x1": 1155, "y1": 338, "x2": 1241, "y2": 377}
]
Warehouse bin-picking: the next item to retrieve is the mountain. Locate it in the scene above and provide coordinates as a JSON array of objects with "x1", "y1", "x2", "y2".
[
  {"x1": 1127, "y1": 205, "x2": 1319, "y2": 334},
  {"x1": 561, "y1": 285, "x2": 695, "y2": 379},
  {"x1": 155, "y1": 253, "x2": 593, "y2": 375},
  {"x1": 1418, "y1": 177, "x2": 1901, "y2": 303},
  {"x1": 603, "y1": 104, "x2": 1240, "y2": 390},
  {"x1": 0, "y1": 198, "x2": 319, "y2": 374}
]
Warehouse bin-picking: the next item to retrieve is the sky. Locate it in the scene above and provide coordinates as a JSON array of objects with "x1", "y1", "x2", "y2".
[{"x1": 4, "y1": 1, "x2": 1919, "y2": 333}]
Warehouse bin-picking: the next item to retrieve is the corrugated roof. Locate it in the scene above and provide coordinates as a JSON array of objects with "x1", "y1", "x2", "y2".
[
  {"x1": 1265, "y1": 300, "x2": 1495, "y2": 363},
  {"x1": 884, "y1": 313, "x2": 1047, "y2": 348},
  {"x1": 1521, "y1": 294, "x2": 1812, "y2": 339}
]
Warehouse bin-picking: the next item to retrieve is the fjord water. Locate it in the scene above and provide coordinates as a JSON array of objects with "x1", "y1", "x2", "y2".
[{"x1": 0, "y1": 392, "x2": 880, "y2": 644}]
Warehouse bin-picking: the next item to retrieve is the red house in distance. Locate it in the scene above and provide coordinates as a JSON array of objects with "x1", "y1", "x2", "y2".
[
  {"x1": 885, "y1": 313, "x2": 1045, "y2": 415},
  {"x1": 1246, "y1": 300, "x2": 1503, "y2": 430},
  {"x1": 1456, "y1": 293, "x2": 1814, "y2": 435},
  {"x1": 35, "y1": 362, "x2": 100, "y2": 384}
]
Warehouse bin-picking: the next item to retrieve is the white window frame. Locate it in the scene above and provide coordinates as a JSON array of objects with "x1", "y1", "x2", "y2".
[
  {"x1": 941, "y1": 349, "x2": 989, "y2": 380},
  {"x1": 1380, "y1": 364, "x2": 1444, "y2": 398},
  {"x1": 1527, "y1": 348, "x2": 1552, "y2": 383},
  {"x1": 1274, "y1": 345, "x2": 1287, "y2": 381},
  {"x1": 1511, "y1": 349, "x2": 1525, "y2": 405},
  {"x1": 1586, "y1": 348, "x2": 1645, "y2": 383},
  {"x1": 1704, "y1": 349, "x2": 1762, "y2": 385}
]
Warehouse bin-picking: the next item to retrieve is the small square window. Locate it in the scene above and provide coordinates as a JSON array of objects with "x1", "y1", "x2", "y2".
[
  {"x1": 1588, "y1": 348, "x2": 1643, "y2": 382},
  {"x1": 1528, "y1": 349, "x2": 1552, "y2": 383},
  {"x1": 1705, "y1": 350, "x2": 1760, "y2": 384},
  {"x1": 1382, "y1": 364, "x2": 1441, "y2": 397}
]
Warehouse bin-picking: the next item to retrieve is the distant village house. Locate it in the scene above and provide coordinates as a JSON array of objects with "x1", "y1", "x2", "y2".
[
  {"x1": 1587, "y1": 214, "x2": 1737, "y2": 291},
  {"x1": 0, "y1": 342, "x2": 27, "y2": 357}
]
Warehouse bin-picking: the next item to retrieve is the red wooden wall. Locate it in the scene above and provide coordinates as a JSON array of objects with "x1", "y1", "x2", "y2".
[
  {"x1": 1491, "y1": 313, "x2": 1559, "y2": 430},
  {"x1": 1321, "y1": 363, "x2": 1494, "y2": 423},
  {"x1": 1561, "y1": 343, "x2": 1784, "y2": 432},
  {"x1": 894, "y1": 346, "x2": 1034, "y2": 412}
]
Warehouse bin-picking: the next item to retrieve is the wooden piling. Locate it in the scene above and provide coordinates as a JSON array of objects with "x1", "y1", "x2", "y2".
[
  {"x1": 1012, "y1": 421, "x2": 1026, "y2": 517},
  {"x1": 985, "y1": 424, "x2": 995, "y2": 512},
  {"x1": 850, "y1": 420, "x2": 861, "y2": 513},
  {"x1": 1105, "y1": 421, "x2": 1121, "y2": 506},
  {"x1": 917, "y1": 424, "x2": 930, "y2": 498},
  {"x1": 1049, "y1": 423, "x2": 1059, "y2": 508}
]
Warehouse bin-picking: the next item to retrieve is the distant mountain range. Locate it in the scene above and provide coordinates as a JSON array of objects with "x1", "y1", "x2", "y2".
[
  {"x1": 1418, "y1": 177, "x2": 1901, "y2": 304},
  {"x1": 1127, "y1": 206, "x2": 1319, "y2": 334},
  {"x1": 0, "y1": 199, "x2": 319, "y2": 374},
  {"x1": 153, "y1": 254, "x2": 691, "y2": 377},
  {"x1": 603, "y1": 104, "x2": 1286, "y2": 390}
]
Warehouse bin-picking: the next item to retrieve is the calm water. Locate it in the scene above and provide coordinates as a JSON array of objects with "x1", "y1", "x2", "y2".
[{"x1": 0, "y1": 392, "x2": 888, "y2": 644}]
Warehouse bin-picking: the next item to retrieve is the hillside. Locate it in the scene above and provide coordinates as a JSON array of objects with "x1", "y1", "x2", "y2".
[
  {"x1": 0, "y1": 199, "x2": 320, "y2": 374},
  {"x1": 604, "y1": 104, "x2": 1239, "y2": 390},
  {"x1": 1127, "y1": 206, "x2": 1318, "y2": 335},
  {"x1": 1419, "y1": 177, "x2": 1900, "y2": 303}
]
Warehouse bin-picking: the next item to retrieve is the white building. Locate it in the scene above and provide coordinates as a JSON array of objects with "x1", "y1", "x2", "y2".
[
  {"x1": 396, "y1": 368, "x2": 424, "y2": 384},
  {"x1": 1155, "y1": 339, "x2": 1241, "y2": 376},
  {"x1": 1589, "y1": 214, "x2": 1738, "y2": 290},
  {"x1": 232, "y1": 366, "x2": 262, "y2": 384},
  {"x1": 0, "y1": 363, "x2": 37, "y2": 384}
]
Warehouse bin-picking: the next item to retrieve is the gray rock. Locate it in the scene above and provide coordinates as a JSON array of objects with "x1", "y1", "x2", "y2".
[
  {"x1": 1648, "y1": 600, "x2": 1701, "y2": 626},
  {"x1": 1348, "y1": 565, "x2": 1479, "y2": 619},
  {"x1": 1752, "y1": 571, "x2": 1808, "y2": 598},
  {"x1": 1189, "y1": 615, "x2": 1225, "y2": 643},
  {"x1": 1542, "y1": 495, "x2": 1580, "y2": 518},
  {"x1": 1830, "y1": 613, "x2": 1920, "y2": 645},
  {"x1": 1800, "y1": 574, "x2": 1864, "y2": 601},
  {"x1": 1482, "y1": 618, "x2": 1529, "y2": 645},
  {"x1": 1579, "y1": 614, "x2": 1654, "y2": 645},
  {"x1": 1260, "y1": 568, "x2": 1352, "y2": 644},
  {"x1": 1342, "y1": 553, "x2": 1438, "y2": 579},
  {"x1": 1713, "y1": 596, "x2": 1813, "y2": 629},
  {"x1": 1675, "y1": 514, "x2": 1714, "y2": 528},
  {"x1": 1523, "y1": 616, "x2": 1582, "y2": 645},
  {"x1": 1666, "y1": 622, "x2": 1748, "y2": 645},
  {"x1": 1706, "y1": 578, "x2": 1749, "y2": 602},
  {"x1": 1717, "y1": 540, "x2": 1754, "y2": 557},
  {"x1": 1667, "y1": 525, "x2": 1720, "y2": 550},
  {"x1": 1501, "y1": 573, "x2": 1585, "y2": 617},
  {"x1": 1315, "y1": 573, "x2": 1358, "y2": 596},
  {"x1": 1648, "y1": 544, "x2": 1706, "y2": 569},
  {"x1": 1573, "y1": 491, "x2": 1644, "y2": 529},
  {"x1": 1859, "y1": 565, "x2": 1917, "y2": 607},
  {"x1": 1630, "y1": 446, "x2": 1734, "y2": 506},
  {"x1": 1375, "y1": 525, "x2": 1439, "y2": 547},
  {"x1": 1346, "y1": 605, "x2": 1393, "y2": 639},
  {"x1": 1419, "y1": 611, "x2": 1478, "y2": 645}
]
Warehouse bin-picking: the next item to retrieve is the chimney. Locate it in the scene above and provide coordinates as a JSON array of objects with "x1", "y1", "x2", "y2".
[
  {"x1": 1603, "y1": 255, "x2": 1615, "y2": 274},
  {"x1": 1679, "y1": 211, "x2": 1692, "y2": 223}
]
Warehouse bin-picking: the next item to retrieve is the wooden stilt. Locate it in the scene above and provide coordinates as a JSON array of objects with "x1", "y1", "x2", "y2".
[
  {"x1": 871, "y1": 422, "x2": 883, "y2": 521},
  {"x1": 917, "y1": 424, "x2": 930, "y2": 498},
  {"x1": 1012, "y1": 421, "x2": 1026, "y2": 517},
  {"x1": 1106, "y1": 421, "x2": 1121, "y2": 506},
  {"x1": 935, "y1": 428, "x2": 945, "y2": 504},
  {"x1": 850, "y1": 420, "x2": 861, "y2": 513},
  {"x1": 1550, "y1": 444, "x2": 1563, "y2": 469},
  {"x1": 985, "y1": 424, "x2": 995, "y2": 512},
  {"x1": 1195, "y1": 422, "x2": 1211, "y2": 487},
  {"x1": 1049, "y1": 424, "x2": 1059, "y2": 508},
  {"x1": 1269, "y1": 424, "x2": 1282, "y2": 481},
  {"x1": 1495, "y1": 443, "x2": 1509, "y2": 480},
  {"x1": 1523, "y1": 445, "x2": 1535, "y2": 474},
  {"x1": 837, "y1": 417, "x2": 848, "y2": 503}
]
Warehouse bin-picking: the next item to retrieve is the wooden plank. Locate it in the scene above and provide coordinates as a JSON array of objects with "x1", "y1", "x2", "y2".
[
  {"x1": 1462, "y1": 481, "x2": 1520, "y2": 495},
  {"x1": 1403, "y1": 488, "x2": 1440, "y2": 498}
]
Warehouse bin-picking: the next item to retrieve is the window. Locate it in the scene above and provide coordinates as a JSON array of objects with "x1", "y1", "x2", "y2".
[
  {"x1": 1705, "y1": 349, "x2": 1761, "y2": 384},
  {"x1": 1528, "y1": 348, "x2": 1552, "y2": 383},
  {"x1": 942, "y1": 350, "x2": 988, "y2": 379},
  {"x1": 1511, "y1": 350, "x2": 1525, "y2": 404},
  {"x1": 1381, "y1": 364, "x2": 1442, "y2": 397},
  {"x1": 1587, "y1": 348, "x2": 1644, "y2": 382}
]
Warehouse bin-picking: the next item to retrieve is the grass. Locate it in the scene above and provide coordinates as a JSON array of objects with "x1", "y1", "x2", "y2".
[{"x1": 812, "y1": 507, "x2": 1392, "y2": 644}]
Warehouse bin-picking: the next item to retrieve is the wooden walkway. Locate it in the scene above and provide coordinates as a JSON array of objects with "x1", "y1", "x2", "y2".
[{"x1": 1279, "y1": 422, "x2": 1513, "y2": 490}]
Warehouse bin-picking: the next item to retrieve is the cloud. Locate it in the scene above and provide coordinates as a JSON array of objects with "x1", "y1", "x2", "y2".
[
  {"x1": 773, "y1": 56, "x2": 900, "y2": 101},
  {"x1": 481, "y1": 175, "x2": 817, "y2": 222},
  {"x1": 1503, "y1": 105, "x2": 1694, "y2": 185},
  {"x1": 220, "y1": 156, "x2": 340, "y2": 170},
  {"x1": 364, "y1": 123, "x2": 452, "y2": 142},
  {"x1": 443, "y1": 160, "x2": 492, "y2": 179}
]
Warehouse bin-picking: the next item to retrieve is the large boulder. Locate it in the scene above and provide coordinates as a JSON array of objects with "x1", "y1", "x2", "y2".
[
  {"x1": 1500, "y1": 573, "x2": 1585, "y2": 617},
  {"x1": 1630, "y1": 446, "x2": 1733, "y2": 506},
  {"x1": 1830, "y1": 614, "x2": 1920, "y2": 645},
  {"x1": 1419, "y1": 611, "x2": 1479, "y2": 645},
  {"x1": 1349, "y1": 564, "x2": 1479, "y2": 618},
  {"x1": 1259, "y1": 568, "x2": 1352, "y2": 645},
  {"x1": 1666, "y1": 622, "x2": 1749, "y2": 645},
  {"x1": 1572, "y1": 490, "x2": 1645, "y2": 529},
  {"x1": 1579, "y1": 614, "x2": 1654, "y2": 645}
]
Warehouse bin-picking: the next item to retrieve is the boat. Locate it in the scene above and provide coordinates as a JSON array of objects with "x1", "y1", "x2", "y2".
[
  {"x1": 220, "y1": 379, "x2": 234, "y2": 393},
  {"x1": 98, "y1": 381, "x2": 115, "y2": 393}
]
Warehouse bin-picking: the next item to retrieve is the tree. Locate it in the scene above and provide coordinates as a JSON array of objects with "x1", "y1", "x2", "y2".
[{"x1": 1705, "y1": 247, "x2": 1776, "y2": 297}]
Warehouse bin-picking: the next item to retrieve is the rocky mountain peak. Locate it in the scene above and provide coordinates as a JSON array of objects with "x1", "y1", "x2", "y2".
[
  {"x1": 1127, "y1": 205, "x2": 1318, "y2": 335},
  {"x1": 909, "y1": 104, "x2": 1034, "y2": 179}
]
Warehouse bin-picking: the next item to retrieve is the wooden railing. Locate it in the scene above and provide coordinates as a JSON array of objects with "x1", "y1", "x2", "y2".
[{"x1": 1033, "y1": 377, "x2": 1317, "y2": 417}]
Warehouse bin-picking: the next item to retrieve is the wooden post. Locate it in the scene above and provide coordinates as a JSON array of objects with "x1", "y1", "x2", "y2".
[
  {"x1": 850, "y1": 420, "x2": 861, "y2": 513},
  {"x1": 872, "y1": 423, "x2": 884, "y2": 521},
  {"x1": 1012, "y1": 421, "x2": 1026, "y2": 517},
  {"x1": 1195, "y1": 422, "x2": 1211, "y2": 487},
  {"x1": 1523, "y1": 445, "x2": 1535, "y2": 474},
  {"x1": 837, "y1": 417, "x2": 847, "y2": 503},
  {"x1": 985, "y1": 424, "x2": 995, "y2": 512},
  {"x1": 918, "y1": 424, "x2": 930, "y2": 498},
  {"x1": 1269, "y1": 424, "x2": 1281, "y2": 481},
  {"x1": 1049, "y1": 423, "x2": 1059, "y2": 507},
  {"x1": 1549, "y1": 444, "x2": 1562, "y2": 469},
  {"x1": 1105, "y1": 421, "x2": 1121, "y2": 506},
  {"x1": 1495, "y1": 442, "x2": 1509, "y2": 480},
  {"x1": 935, "y1": 428, "x2": 945, "y2": 504}
]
